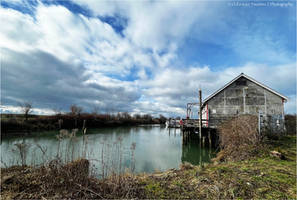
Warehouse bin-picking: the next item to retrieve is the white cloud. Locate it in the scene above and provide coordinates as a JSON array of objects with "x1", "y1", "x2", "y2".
[
  {"x1": 139, "y1": 63, "x2": 296, "y2": 117},
  {"x1": 0, "y1": 105, "x2": 55, "y2": 115},
  {"x1": 0, "y1": 3, "x2": 173, "y2": 77},
  {"x1": 1, "y1": 1, "x2": 295, "y2": 117},
  {"x1": 73, "y1": 0, "x2": 208, "y2": 51},
  {"x1": 0, "y1": 8, "x2": 41, "y2": 52}
]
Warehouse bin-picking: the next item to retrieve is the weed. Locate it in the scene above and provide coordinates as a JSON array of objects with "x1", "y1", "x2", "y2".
[
  {"x1": 217, "y1": 115, "x2": 263, "y2": 161},
  {"x1": 11, "y1": 140, "x2": 31, "y2": 166}
]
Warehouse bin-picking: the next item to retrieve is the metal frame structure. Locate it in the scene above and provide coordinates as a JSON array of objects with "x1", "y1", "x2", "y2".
[{"x1": 186, "y1": 103, "x2": 199, "y2": 119}]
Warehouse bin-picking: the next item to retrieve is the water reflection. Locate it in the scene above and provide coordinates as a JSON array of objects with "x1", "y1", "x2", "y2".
[
  {"x1": 1, "y1": 126, "x2": 215, "y2": 174},
  {"x1": 181, "y1": 139, "x2": 214, "y2": 165}
]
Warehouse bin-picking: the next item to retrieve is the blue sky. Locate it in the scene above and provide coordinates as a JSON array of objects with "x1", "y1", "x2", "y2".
[{"x1": 1, "y1": 0, "x2": 296, "y2": 116}]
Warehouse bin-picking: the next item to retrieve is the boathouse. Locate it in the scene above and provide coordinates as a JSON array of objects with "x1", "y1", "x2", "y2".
[{"x1": 201, "y1": 73, "x2": 288, "y2": 130}]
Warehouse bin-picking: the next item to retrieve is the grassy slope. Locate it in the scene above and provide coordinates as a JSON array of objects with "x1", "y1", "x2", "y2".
[{"x1": 1, "y1": 136, "x2": 296, "y2": 199}]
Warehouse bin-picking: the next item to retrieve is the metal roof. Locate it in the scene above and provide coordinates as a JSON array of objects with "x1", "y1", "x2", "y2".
[{"x1": 202, "y1": 73, "x2": 288, "y2": 106}]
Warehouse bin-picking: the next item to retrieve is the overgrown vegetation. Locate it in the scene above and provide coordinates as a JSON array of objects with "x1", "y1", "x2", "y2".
[
  {"x1": 216, "y1": 115, "x2": 262, "y2": 161},
  {"x1": 285, "y1": 114, "x2": 296, "y2": 135}
]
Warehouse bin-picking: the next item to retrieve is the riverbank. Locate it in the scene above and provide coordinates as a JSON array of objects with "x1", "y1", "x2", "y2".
[
  {"x1": 1, "y1": 113, "x2": 166, "y2": 138},
  {"x1": 1, "y1": 135, "x2": 296, "y2": 199}
]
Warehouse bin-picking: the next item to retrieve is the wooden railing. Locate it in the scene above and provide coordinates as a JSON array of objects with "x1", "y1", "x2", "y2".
[{"x1": 182, "y1": 117, "x2": 231, "y2": 128}]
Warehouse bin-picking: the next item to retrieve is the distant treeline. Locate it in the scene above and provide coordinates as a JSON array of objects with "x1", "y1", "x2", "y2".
[{"x1": 1, "y1": 112, "x2": 167, "y2": 137}]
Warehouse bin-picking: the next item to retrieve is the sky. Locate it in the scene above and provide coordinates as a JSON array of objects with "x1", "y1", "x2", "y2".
[{"x1": 0, "y1": 0, "x2": 296, "y2": 117}]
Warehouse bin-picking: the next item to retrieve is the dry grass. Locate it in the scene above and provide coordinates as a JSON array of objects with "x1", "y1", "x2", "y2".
[
  {"x1": 1, "y1": 158, "x2": 146, "y2": 199},
  {"x1": 216, "y1": 115, "x2": 262, "y2": 161}
]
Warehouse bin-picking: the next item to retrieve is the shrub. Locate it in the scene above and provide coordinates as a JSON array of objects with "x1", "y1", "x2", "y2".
[
  {"x1": 216, "y1": 115, "x2": 261, "y2": 161},
  {"x1": 285, "y1": 114, "x2": 296, "y2": 135}
]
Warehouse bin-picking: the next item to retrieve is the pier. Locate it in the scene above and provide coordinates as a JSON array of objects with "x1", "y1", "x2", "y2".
[{"x1": 179, "y1": 88, "x2": 219, "y2": 148}]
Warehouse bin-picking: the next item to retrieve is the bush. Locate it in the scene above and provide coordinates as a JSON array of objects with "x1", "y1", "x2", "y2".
[
  {"x1": 285, "y1": 114, "x2": 296, "y2": 135},
  {"x1": 216, "y1": 115, "x2": 261, "y2": 161}
]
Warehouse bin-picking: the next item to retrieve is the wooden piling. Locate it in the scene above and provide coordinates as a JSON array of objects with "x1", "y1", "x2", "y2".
[
  {"x1": 58, "y1": 119, "x2": 63, "y2": 129},
  {"x1": 182, "y1": 131, "x2": 186, "y2": 145},
  {"x1": 208, "y1": 129, "x2": 211, "y2": 148},
  {"x1": 82, "y1": 119, "x2": 87, "y2": 134},
  {"x1": 202, "y1": 136, "x2": 205, "y2": 147},
  {"x1": 188, "y1": 131, "x2": 190, "y2": 142},
  {"x1": 82, "y1": 120, "x2": 86, "y2": 129},
  {"x1": 199, "y1": 89, "x2": 202, "y2": 143}
]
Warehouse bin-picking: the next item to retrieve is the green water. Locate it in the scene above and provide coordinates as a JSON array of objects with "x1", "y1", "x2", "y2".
[{"x1": 1, "y1": 126, "x2": 215, "y2": 176}]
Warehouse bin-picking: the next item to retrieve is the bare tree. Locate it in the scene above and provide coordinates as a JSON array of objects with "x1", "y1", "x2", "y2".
[
  {"x1": 19, "y1": 102, "x2": 33, "y2": 121},
  {"x1": 70, "y1": 104, "x2": 83, "y2": 116},
  {"x1": 70, "y1": 104, "x2": 83, "y2": 128}
]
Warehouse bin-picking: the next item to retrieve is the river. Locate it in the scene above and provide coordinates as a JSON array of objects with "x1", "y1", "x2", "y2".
[{"x1": 1, "y1": 125, "x2": 215, "y2": 177}]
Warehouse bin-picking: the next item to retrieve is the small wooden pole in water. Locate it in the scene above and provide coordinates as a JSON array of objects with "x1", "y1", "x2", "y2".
[
  {"x1": 188, "y1": 131, "x2": 190, "y2": 142},
  {"x1": 199, "y1": 89, "x2": 202, "y2": 142},
  {"x1": 83, "y1": 120, "x2": 86, "y2": 129},
  {"x1": 58, "y1": 119, "x2": 63, "y2": 129},
  {"x1": 82, "y1": 119, "x2": 87, "y2": 134},
  {"x1": 199, "y1": 143, "x2": 202, "y2": 167},
  {"x1": 182, "y1": 131, "x2": 184, "y2": 145},
  {"x1": 184, "y1": 131, "x2": 188, "y2": 145},
  {"x1": 202, "y1": 136, "x2": 205, "y2": 147},
  {"x1": 208, "y1": 129, "x2": 211, "y2": 148}
]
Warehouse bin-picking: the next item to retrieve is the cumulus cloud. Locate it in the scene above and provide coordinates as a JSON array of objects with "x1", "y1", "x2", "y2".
[
  {"x1": 1, "y1": 1, "x2": 296, "y2": 117},
  {"x1": 140, "y1": 63, "x2": 296, "y2": 116},
  {"x1": 0, "y1": 2, "x2": 169, "y2": 114},
  {"x1": 0, "y1": 3, "x2": 174, "y2": 75},
  {"x1": 0, "y1": 105, "x2": 56, "y2": 115},
  {"x1": 1, "y1": 48, "x2": 140, "y2": 113}
]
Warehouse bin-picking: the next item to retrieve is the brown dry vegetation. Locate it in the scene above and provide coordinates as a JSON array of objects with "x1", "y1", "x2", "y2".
[
  {"x1": 285, "y1": 114, "x2": 296, "y2": 135},
  {"x1": 1, "y1": 159, "x2": 146, "y2": 199},
  {"x1": 216, "y1": 115, "x2": 262, "y2": 161}
]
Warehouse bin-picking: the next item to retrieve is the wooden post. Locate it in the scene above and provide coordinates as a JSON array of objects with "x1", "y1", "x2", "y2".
[
  {"x1": 199, "y1": 145, "x2": 202, "y2": 167},
  {"x1": 83, "y1": 120, "x2": 86, "y2": 130},
  {"x1": 188, "y1": 131, "x2": 190, "y2": 142},
  {"x1": 199, "y1": 89, "x2": 202, "y2": 142},
  {"x1": 208, "y1": 129, "x2": 211, "y2": 148},
  {"x1": 202, "y1": 136, "x2": 205, "y2": 147},
  {"x1": 82, "y1": 119, "x2": 87, "y2": 134},
  {"x1": 58, "y1": 119, "x2": 63, "y2": 129},
  {"x1": 75, "y1": 118, "x2": 78, "y2": 128},
  {"x1": 186, "y1": 131, "x2": 189, "y2": 144}
]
